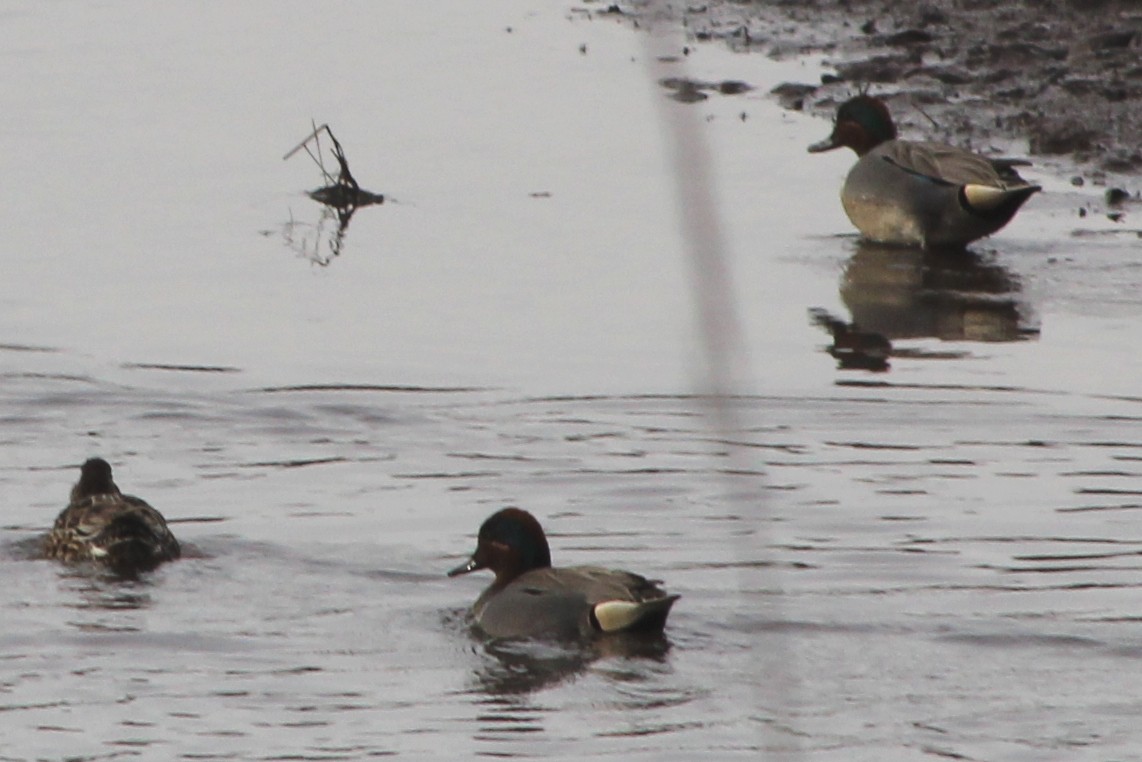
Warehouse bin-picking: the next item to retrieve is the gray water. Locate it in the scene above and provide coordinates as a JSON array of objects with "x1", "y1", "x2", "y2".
[{"x1": 3, "y1": 2, "x2": 1141, "y2": 760}]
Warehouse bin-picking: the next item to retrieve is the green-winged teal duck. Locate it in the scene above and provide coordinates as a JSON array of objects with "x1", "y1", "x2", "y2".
[
  {"x1": 809, "y1": 95, "x2": 1041, "y2": 248},
  {"x1": 44, "y1": 458, "x2": 181, "y2": 574},
  {"x1": 448, "y1": 507, "x2": 679, "y2": 640}
]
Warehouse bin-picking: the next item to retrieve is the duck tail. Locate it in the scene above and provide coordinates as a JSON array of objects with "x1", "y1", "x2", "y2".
[
  {"x1": 93, "y1": 514, "x2": 181, "y2": 575},
  {"x1": 960, "y1": 183, "x2": 1041, "y2": 214},
  {"x1": 591, "y1": 595, "x2": 680, "y2": 633}
]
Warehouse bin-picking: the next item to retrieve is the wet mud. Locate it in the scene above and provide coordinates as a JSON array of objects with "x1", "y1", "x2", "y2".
[{"x1": 629, "y1": 0, "x2": 1142, "y2": 180}]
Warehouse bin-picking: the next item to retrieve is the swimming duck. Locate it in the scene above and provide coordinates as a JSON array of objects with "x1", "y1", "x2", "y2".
[
  {"x1": 44, "y1": 458, "x2": 181, "y2": 574},
  {"x1": 448, "y1": 507, "x2": 679, "y2": 640},
  {"x1": 808, "y1": 95, "x2": 1041, "y2": 248}
]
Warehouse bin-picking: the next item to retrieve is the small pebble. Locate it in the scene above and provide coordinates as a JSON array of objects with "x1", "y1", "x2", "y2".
[{"x1": 1105, "y1": 187, "x2": 1130, "y2": 206}]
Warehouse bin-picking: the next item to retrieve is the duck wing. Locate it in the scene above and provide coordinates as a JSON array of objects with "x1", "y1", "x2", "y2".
[
  {"x1": 475, "y1": 566, "x2": 678, "y2": 638},
  {"x1": 97, "y1": 495, "x2": 181, "y2": 567},
  {"x1": 521, "y1": 566, "x2": 672, "y2": 604},
  {"x1": 878, "y1": 140, "x2": 1028, "y2": 188},
  {"x1": 46, "y1": 494, "x2": 180, "y2": 572},
  {"x1": 523, "y1": 566, "x2": 679, "y2": 634}
]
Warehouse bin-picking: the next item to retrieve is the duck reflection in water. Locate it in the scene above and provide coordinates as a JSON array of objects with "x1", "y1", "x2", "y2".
[
  {"x1": 811, "y1": 242, "x2": 1038, "y2": 370},
  {"x1": 61, "y1": 567, "x2": 154, "y2": 614},
  {"x1": 810, "y1": 307, "x2": 893, "y2": 372},
  {"x1": 471, "y1": 630, "x2": 672, "y2": 696}
]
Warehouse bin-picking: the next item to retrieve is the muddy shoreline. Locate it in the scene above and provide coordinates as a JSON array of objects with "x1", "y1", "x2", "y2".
[{"x1": 621, "y1": 0, "x2": 1141, "y2": 183}]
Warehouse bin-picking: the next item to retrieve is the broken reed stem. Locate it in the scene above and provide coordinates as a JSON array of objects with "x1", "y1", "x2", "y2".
[
  {"x1": 282, "y1": 121, "x2": 330, "y2": 160},
  {"x1": 283, "y1": 121, "x2": 338, "y2": 185}
]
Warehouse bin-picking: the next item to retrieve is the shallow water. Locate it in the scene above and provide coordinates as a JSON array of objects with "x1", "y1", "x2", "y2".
[{"x1": 2, "y1": 2, "x2": 1141, "y2": 760}]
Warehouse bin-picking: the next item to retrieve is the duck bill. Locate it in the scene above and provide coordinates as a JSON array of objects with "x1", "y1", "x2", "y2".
[
  {"x1": 807, "y1": 134, "x2": 841, "y2": 153},
  {"x1": 447, "y1": 556, "x2": 482, "y2": 577}
]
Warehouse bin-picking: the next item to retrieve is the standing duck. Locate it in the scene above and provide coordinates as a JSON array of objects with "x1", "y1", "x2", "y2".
[
  {"x1": 808, "y1": 95, "x2": 1041, "y2": 248},
  {"x1": 44, "y1": 458, "x2": 181, "y2": 574},
  {"x1": 448, "y1": 507, "x2": 679, "y2": 640}
]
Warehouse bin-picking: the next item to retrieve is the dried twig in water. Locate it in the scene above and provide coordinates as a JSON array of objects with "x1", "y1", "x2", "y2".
[
  {"x1": 283, "y1": 122, "x2": 384, "y2": 209},
  {"x1": 284, "y1": 121, "x2": 337, "y2": 185}
]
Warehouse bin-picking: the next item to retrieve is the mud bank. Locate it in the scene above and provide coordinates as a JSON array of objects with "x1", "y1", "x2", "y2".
[{"x1": 623, "y1": 0, "x2": 1142, "y2": 178}]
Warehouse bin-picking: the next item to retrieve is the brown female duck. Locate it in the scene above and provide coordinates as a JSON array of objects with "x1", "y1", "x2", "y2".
[{"x1": 44, "y1": 458, "x2": 181, "y2": 574}]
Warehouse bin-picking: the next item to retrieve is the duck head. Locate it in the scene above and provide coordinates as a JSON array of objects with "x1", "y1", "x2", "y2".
[
  {"x1": 71, "y1": 457, "x2": 120, "y2": 501},
  {"x1": 448, "y1": 507, "x2": 552, "y2": 586},
  {"x1": 808, "y1": 95, "x2": 897, "y2": 157}
]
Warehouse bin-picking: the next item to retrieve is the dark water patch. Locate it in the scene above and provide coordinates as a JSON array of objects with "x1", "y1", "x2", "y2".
[
  {"x1": 0, "y1": 342, "x2": 58, "y2": 353},
  {"x1": 287, "y1": 510, "x2": 355, "y2": 519},
  {"x1": 918, "y1": 743, "x2": 977, "y2": 760},
  {"x1": 0, "y1": 700, "x2": 70, "y2": 713},
  {"x1": 256, "y1": 383, "x2": 486, "y2": 394},
  {"x1": 596, "y1": 718, "x2": 707, "y2": 737},
  {"x1": 1061, "y1": 469, "x2": 1141, "y2": 477},
  {"x1": 1096, "y1": 396, "x2": 1142, "y2": 407},
  {"x1": 834, "y1": 379, "x2": 1064, "y2": 396},
  {"x1": 907, "y1": 535, "x2": 1141, "y2": 547},
  {"x1": 785, "y1": 543, "x2": 954, "y2": 559},
  {"x1": 122, "y1": 363, "x2": 241, "y2": 373},
  {"x1": 824, "y1": 440, "x2": 925, "y2": 451},
  {"x1": 673, "y1": 558, "x2": 815, "y2": 571},
  {"x1": 766, "y1": 458, "x2": 917, "y2": 467},
  {"x1": 706, "y1": 438, "x2": 806, "y2": 454},
  {"x1": 2, "y1": 535, "x2": 49, "y2": 559},
  {"x1": 309, "y1": 404, "x2": 401, "y2": 425},
  {"x1": 273, "y1": 665, "x2": 324, "y2": 676},
  {"x1": 1077, "y1": 442, "x2": 1142, "y2": 451},
  {"x1": 68, "y1": 620, "x2": 142, "y2": 633},
  {"x1": 936, "y1": 631, "x2": 1104, "y2": 651},
  {"x1": 658, "y1": 75, "x2": 753, "y2": 103},
  {"x1": 545, "y1": 416, "x2": 605, "y2": 427},
  {"x1": 469, "y1": 640, "x2": 595, "y2": 697},
  {"x1": 997, "y1": 564, "x2": 1142, "y2": 574},
  {"x1": 392, "y1": 470, "x2": 501, "y2": 480},
  {"x1": 889, "y1": 348, "x2": 971, "y2": 360},
  {"x1": 1080, "y1": 615, "x2": 1142, "y2": 624},
  {"x1": 230, "y1": 456, "x2": 351, "y2": 470},
  {"x1": 957, "y1": 439, "x2": 1056, "y2": 448},
  {"x1": 1014, "y1": 549, "x2": 1142, "y2": 562},
  {"x1": 717, "y1": 467, "x2": 773, "y2": 478},
  {"x1": 474, "y1": 714, "x2": 546, "y2": 732},
  {"x1": 32, "y1": 723, "x2": 82, "y2": 732},
  {"x1": 197, "y1": 469, "x2": 266, "y2": 482},
  {"x1": 720, "y1": 616, "x2": 899, "y2": 637},
  {"x1": 999, "y1": 581, "x2": 1142, "y2": 592},
  {"x1": 1075, "y1": 487, "x2": 1142, "y2": 496},
  {"x1": 449, "y1": 451, "x2": 574, "y2": 464},
  {"x1": 565, "y1": 429, "x2": 624, "y2": 442},
  {"x1": 574, "y1": 467, "x2": 690, "y2": 476},
  {"x1": 1057, "y1": 502, "x2": 1142, "y2": 514},
  {"x1": 2, "y1": 372, "x2": 97, "y2": 385},
  {"x1": 134, "y1": 409, "x2": 220, "y2": 424}
]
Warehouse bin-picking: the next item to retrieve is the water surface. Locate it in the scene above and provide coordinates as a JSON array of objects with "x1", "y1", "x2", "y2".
[{"x1": 2, "y1": 2, "x2": 1141, "y2": 760}]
